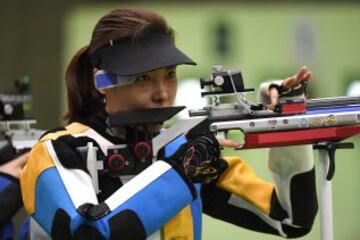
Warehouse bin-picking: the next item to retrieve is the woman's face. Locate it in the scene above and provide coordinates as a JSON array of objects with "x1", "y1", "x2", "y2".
[{"x1": 100, "y1": 66, "x2": 178, "y2": 114}]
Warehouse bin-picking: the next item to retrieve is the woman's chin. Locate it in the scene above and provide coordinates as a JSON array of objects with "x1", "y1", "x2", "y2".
[{"x1": 149, "y1": 124, "x2": 163, "y2": 132}]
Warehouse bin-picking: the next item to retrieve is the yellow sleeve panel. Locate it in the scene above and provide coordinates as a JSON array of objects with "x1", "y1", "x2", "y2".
[
  {"x1": 217, "y1": 156, "x2": 275, "y2": 215},
  {"x1": 163, "y1": 205, "x2": 194, "y2": 240},
  {"x1": 40, "y1": 122, "x2": 90, "y2": 142},
  {"x1": 20, "y1": 122, "x2": 90, "y2": 215},
  {"x1": 20, "y1": 141, "x2": 55, "y2": 215}
]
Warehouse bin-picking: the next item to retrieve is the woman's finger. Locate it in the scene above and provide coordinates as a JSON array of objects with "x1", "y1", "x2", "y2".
[
  {"x1": 294, "y1": 66, "x2": 308, "y2": 85},
  {"x1": 217, "y1": 138, "x2": 241, "y2": 148},
  {"x1": 282, "y1": 75, "x2": 297, "y2": 89},
  {"x1": 303, "y1": 71, "x2": 312, "y2": 82},
  {"x1": 282, "y1": 66, "x2": 310, "y2": 90}
]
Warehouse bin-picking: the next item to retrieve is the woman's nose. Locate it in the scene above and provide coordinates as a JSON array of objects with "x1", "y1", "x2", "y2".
[{"x1": 151, "y1": 80, "x2": 168, "y2": 104}]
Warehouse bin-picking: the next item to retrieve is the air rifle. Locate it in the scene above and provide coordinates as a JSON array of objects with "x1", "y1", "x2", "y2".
[
  {"x1": 187, "y1": 66, "x2": 360, "y2": 149},
  {"x1": 0, "y1": 77, "x2": 44, "y2": 165},
  {"x1": 185, "y1": 66, "x2": 359, "y2": 240}
]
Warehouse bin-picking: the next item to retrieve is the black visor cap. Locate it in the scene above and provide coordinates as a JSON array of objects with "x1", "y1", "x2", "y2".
[{"x1": 90, "y1": 31, "x2": 196, "y2": 76}]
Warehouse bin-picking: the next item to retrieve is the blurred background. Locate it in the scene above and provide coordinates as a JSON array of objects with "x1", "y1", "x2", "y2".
[{"x1": 1, "y1": 0, "x2": 359, "y2": 239}]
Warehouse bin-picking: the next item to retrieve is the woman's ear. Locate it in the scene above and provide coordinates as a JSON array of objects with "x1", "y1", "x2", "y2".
[{"x1": 98, "y1": 89, "x2": 106, "y2": 95}]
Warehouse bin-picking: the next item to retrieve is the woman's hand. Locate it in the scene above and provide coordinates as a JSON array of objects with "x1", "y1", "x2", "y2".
[
  {"x1": 0, "y1": 152, "x2": 29, "y2": 178},
  {"x1": 268, "y1": 66, "x2": 312, "y2": 110}
]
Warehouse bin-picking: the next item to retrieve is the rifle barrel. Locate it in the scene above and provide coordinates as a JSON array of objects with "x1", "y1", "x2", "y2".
[{"x1": 307, "y1": 96, "x2": 360, "y2": 109}]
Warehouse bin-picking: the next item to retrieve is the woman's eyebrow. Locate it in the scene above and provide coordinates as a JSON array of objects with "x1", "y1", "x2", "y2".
[{"x1": 166, "y1": 66, "x2": 177, "y2": 70}]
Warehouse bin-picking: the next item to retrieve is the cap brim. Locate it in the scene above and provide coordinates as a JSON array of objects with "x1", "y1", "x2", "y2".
[{"x1": 91, "y1": 32, "x2": 196, "y2": 76}]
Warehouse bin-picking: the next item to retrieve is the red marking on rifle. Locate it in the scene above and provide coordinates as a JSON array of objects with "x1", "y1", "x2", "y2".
[{"x1": 243, "y1": 125, "x2": 360, "y2": 149}]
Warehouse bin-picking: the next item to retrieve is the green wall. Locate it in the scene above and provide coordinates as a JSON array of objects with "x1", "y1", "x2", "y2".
[{"x1": 63, "y1": 3, "x2": 360, "y2": 239}]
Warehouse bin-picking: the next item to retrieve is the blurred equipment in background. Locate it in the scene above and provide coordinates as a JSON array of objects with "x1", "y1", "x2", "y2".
[
  {"x1": 0, "y1": 76, "x2": 44, "y2": 165},
  {"x1": 0, "y1": 76, "x2": 31, "y2": 121},
  {"x1": 214, "y1": 20, "x2": 232, "y2": 59},
  {"x1": 293, "y1": 17, "x2": 318, "y2": 65},
  {"x1": 175, "y1": 79, "x2": 207, "y2": 119},
  {"x1": 347, "y1": 80, "x2": 360, "y2": 96}
]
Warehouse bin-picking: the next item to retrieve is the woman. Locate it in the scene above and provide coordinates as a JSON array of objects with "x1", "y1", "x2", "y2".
[{"x1": 20, "y1": 8, "x2": 317, "y2": 240}]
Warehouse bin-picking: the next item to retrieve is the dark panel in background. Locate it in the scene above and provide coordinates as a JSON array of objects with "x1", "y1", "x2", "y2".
[{"x1": 0, "y1": 0, "x2": 71, "y2": 129}]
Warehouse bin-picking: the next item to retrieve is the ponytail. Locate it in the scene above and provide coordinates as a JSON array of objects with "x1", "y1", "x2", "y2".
[{"x1": 64, "y1": 46, "x2": 103, "y2": 123}]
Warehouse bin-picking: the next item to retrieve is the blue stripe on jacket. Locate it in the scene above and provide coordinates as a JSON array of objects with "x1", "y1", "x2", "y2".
[{"x1": 0, "y1": 176, "x2": 12, "y2": 193}]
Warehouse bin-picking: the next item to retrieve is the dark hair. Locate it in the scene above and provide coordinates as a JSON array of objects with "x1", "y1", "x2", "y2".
[{"x1": 64, "y1": 8, "x2": 174, "y2": 122}]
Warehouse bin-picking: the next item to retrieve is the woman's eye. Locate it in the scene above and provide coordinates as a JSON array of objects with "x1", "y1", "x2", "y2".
[
  {"x1": 167, "y1": 70, "x2": 176, "y2": 78},
  {"x1": 135, "y1": 74, "x2": 150, "y2": 82}
]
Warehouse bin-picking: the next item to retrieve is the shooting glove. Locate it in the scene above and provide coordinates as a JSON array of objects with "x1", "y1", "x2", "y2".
[{"x1": 168, "y1": 134, "x2": 227, "y2": 184}]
